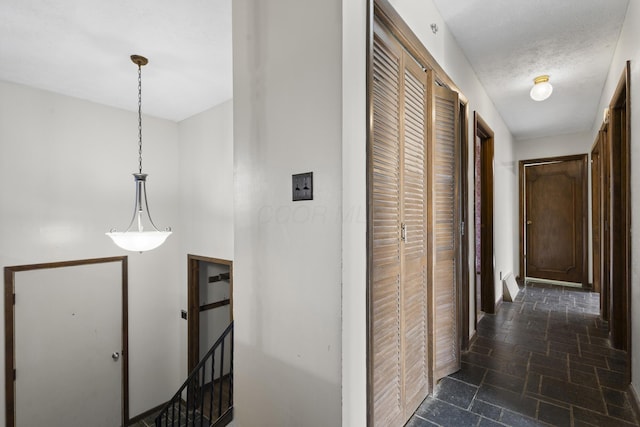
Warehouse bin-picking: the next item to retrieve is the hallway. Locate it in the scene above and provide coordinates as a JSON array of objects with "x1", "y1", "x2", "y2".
[{"x1": 407, "y1": 282, "x2": 638, "y2": 426}]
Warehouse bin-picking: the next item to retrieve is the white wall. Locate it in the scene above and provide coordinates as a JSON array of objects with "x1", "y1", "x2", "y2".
[
  {"x1": 178, "y1": 100, "x2": 234, "y2": 260},
  {"x1": 233, "y1": 1, "x2": 343, "y2": 426},
  {"x1": 342, "y1": 0, "x2": 368, "y2": 425},
  {"x1": 177, "y1": 100, "x2": 235, "y2": 379},
  {"x1": 515, "y1": 131, "x2": 593, "y2": 161},
  {"x1": 0, "y1": 80, "x2": 182, "y2": 419},
  {"x1": 591, "y1": 0, "x2": 640, "y2": 399}
]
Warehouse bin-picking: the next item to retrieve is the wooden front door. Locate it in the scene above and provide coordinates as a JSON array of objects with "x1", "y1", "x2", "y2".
[{"x1": 524, "y1": 156, "x2": 587, "y2": 285}]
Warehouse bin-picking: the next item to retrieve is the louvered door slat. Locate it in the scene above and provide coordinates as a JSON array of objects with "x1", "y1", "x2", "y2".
[
  {"x1": 432, "y1": 85, "x2": 460, "y2": 381},
  {"x1": 401, "y1": 60, "x2": 429, "y2": 416},
  {"x1": 371, "y1": 32, "x2": 403, "y2": 427}
]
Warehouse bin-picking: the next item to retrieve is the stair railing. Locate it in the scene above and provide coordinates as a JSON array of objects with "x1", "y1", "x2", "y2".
[{"x1": 155, "y1": 321, "x2": 234, "y2": 427}]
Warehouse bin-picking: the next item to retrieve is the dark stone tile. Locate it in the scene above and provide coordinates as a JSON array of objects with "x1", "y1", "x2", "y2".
[
  {"x1": 601, "y1": 387, "x2": 628, "y2": 407},
  {"x1": 570, "y1": 360, "x2": 596, "y2": 374},
  {"x1": 549, "y1": 340, "x2": 580, "y2": 355},
  {"x1": 525, "y1": 372, "x2": 541, "y2": 394},
  {"x1": 405, "y1": 416, "x2": 439, "y2": 427},
  {"x1": 540, "y1": 376, "x2": 605, "y2": 413},
  {"x1": 470, "y1": 400, "x2": 502, "y2": 421},
  {"x1": 433, "y1": 377, "x2": 478, "y2": 410},
  {"x1": 529, "y1": 362, "x2": 568, "y2": 381},
  {"x1": 606, "y1": 403, "x2": 638, "y2": 424},
  {"x1": 450, "y1": 361, "x2": 487, "y2": 386},
  {"x1": 581, "y1": 342, "x2": 625, "y2": 358},
  {"x1": 607, "y1": 356, "x2": 627, "y2": 373},
  {"x1": 462, "y1": 352, "x2": 527, "y2": 379},
  {"x1": 500, "y1": 409, "x2": 546, "y2": 427},
  {"x1": 529, "y1": 352, "x2": 566, "y2": 368},
  {"x1": 596, "y1": 367, "x2": 627, "y2": 390},
  {"x1": 510, "y1": 338, "x2": 548, "y2": 354},
  {"x1": 476, "y1": 384, "x2": 537, "y2": 418},
  {"x1": 415, "y1": 398, "x2": 480, "y2": 427},
  {"x1": 570, "y1": 368, "x2": 599, "y2": 388},
  {"x1": 573, "y1": 406, "x2": 638, "y2": 427},
  {"x1": 472, "y1": 344, "x2": 492, "y2": 355},
  {"x1": 538, "y1": 401, "x2": 570, "y2": 427},
  {"x1": 483, "y1": 369, "x2": 526, "y2": 394},
  {"x1": 478, "y1": 417, "x2": 505, "y2": 427},
  {"x1": 588, "y1": 325, "x2": 609, "y2": 338},
  {"x1": 570, "y1": 353, "x2": 609, "y2": 369}
]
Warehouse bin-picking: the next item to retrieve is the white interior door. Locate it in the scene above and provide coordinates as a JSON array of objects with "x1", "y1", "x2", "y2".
[{"x1": 14, "y1": 261, "x2": 122, "y2": 427}]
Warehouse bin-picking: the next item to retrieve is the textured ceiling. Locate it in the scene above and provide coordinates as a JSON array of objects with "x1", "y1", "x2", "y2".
[
  {"x1": 0, "y1": 1, "x2": 630, "y2": 138},
  {"x1": 433, "y1": 0, "x2": 629, "y2": 140},
  {"x1": 0, "y1": 0, "x2": 231, "y2": 122}
]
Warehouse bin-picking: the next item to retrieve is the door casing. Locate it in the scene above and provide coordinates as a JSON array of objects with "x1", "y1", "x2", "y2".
[
  {"x1": 474, "y1": 113, "x2": 495, "y2": 315},
  {"x1": 519, "y1": 155, "x2": 588, "y2": 287},
  {"x1": 187, "y1": 254, "x2": 233, "y2": 374}
]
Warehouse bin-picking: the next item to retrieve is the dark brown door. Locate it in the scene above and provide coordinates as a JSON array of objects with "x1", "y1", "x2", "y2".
[{"x1": 524, "y1": 156, "x2": 587, "y2": 284}]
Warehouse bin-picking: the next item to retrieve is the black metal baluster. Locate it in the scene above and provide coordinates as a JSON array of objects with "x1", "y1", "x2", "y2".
[
  {"x1": 229, "y1": 326, "x2": 234, "y2": 410},
  {"x1": 199, "y1": 362, "x2": 206, "y2": 427},
  {"x1": 218, "y1": 339, "x2": 225, "y2": 418},
  {"x1": 153, "y1": 321, "x2": 233, "y2": 427},
  {"x1": 209, "y1": 349, "x2": 215, "y2": 423}
]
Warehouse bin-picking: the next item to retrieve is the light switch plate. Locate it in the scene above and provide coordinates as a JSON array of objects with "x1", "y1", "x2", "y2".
[{"x1": 292, "y1": 172, "x2": 313, "y2": 201}]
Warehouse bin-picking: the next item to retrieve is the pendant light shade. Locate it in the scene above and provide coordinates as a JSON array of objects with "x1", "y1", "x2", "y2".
[
  {"x1": 106, "y1": 55, "x2": 172, "y2": 252},
  {"x1": 530, "y1": 75, "x2": 553, "y2": 101}
]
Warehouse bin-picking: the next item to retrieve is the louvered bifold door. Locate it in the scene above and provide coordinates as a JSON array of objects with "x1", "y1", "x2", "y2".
[
  {"x1": 370, "y1": 27, "x2": 403, "y2": 427},
  {"x1": 370, "y1": 20, "x2": 431, "y2": 427},
  {"x1": 401, "y1": 58, "x2": 430, "y2": 418},
  {"x1": 431, "y1": 84, "x2": 461, "y2": 381}
]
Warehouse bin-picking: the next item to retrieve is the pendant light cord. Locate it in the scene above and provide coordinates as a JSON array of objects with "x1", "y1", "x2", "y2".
[{"x1": 137, "y1": 62, "x2": 143, "y2": 174}]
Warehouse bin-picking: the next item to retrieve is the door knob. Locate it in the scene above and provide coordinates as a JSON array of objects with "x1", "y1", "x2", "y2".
[
  {"x1": 527, "y1": 220, "x2": 533, "y2": 225},
  {"x1": 112, "y1": 352, "x2": 120, "y2": 361}
]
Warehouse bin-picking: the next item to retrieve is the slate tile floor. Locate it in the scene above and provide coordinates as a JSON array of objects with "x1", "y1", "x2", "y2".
[{"x1": 407, "y1": 281, "x2": 639, "y2": 427}]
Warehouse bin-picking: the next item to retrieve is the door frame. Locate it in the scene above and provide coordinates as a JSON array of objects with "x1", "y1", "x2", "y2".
[
  {"x1": 598, "y1": 122, "x2": 611, "y2": 322},
  {"x1": 590, "y1": 136, "x2": 602, "y2": 295},
  {"x1": 4, "y1": 256, "x2": 129, "y2": 427},
  {"x1": 474, "y1": 112, "x2": 495, "y2": 315},
  {"x1": 518, "y1": 154, "x2": 589, "y2": 287},
  {"x1": 459, "y1": 103, "x2": 470, "y2": 350},
  {"x1": 607, "y1": 62, "x2": 631, "y2": 358},
  {"x1": 187, "y1": 254, "x2": 233, "y2": 374}
]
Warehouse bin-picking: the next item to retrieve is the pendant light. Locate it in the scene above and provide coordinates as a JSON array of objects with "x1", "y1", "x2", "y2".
[
  {"x1": 530, "y1": 75, "x2": 553, "y2": 101},
  {"x1": 106, "y1": 55, "x2": 172, "y2": 252}
]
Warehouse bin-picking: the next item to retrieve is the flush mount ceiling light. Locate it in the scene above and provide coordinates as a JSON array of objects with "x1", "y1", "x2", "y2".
[
  {"x1": 106, "y1": 55, "x2": 172, "y2": 252},
  {"x1": 530, "y1": 75, "x2": 553, "y2": 101}
]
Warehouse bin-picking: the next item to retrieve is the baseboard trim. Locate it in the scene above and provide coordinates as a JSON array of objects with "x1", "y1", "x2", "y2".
[
  {"x1": 495, "y1": 295, "x2": 503, "y2": 313},
  {"x1": 628, "y1": 384, "x2": 640, "y2": 424}
]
